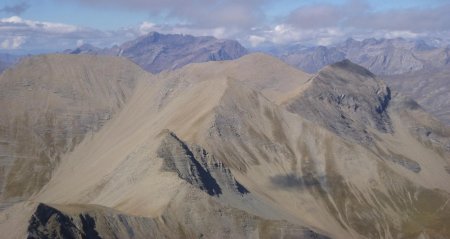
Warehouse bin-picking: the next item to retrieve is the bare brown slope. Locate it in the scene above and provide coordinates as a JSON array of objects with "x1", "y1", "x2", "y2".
[
  {"x1": 32, "y1": 54, "x2": 450, "y2": 238},
  {"x1": 4, "y1": 67, "x2": 330, "y2": 238},
  {"x1": 203, "y1": 76, "x2": 450, "y2": 239},
  {"x1": 1, "y1": 54, "x2": 449, "y2": 239},
  {"x1": 157, "y1": 52, "x2": 312, "y2": 103},
  {"x1": 0, "y1": 54, "x2": 149, "y2": 204}
]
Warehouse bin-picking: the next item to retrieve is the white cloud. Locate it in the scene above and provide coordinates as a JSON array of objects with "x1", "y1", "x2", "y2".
[
  {"x1": 137, "y1": 21, "x2": 234, "y2": 39},
  {"x1": 0, "y1": 16, "x2": 133, "y2": 52},
  {"x1": 248, "y1": 35, "x2": 266, "y2": 47},
  {"x1": 247, "y1": 24, "x2": 348, "y2": 47},
  {"x1": 1, "y1": 15, "x2": 22, "y2": 23},
  {"x1": 268, "y1": 24, "x2": 300, "y2": 44},
  {"x1": 382, "y1": 31, "x2": 420, "y2": 39},
  {"x1": 316, "y1": 37, "x2": 333, "y2": 46},
  {"x1": 1, "y1": 6, "x2": 450, "y2": 53},
  {"x1": 0, "y1": 16, "x2": 79, "y2": 34},
  {"x1": 0, "y1": 36, "x2": 26, "y2": 49},
  {"x1": 76, "y1": 39, "x2": 84, "y2": 47},
  {"x1": 139, "y1": 21, "x2": 156, "y2": 35},
  {"x1": 0, "y1": 16, "x2": 239, "y2": 52},
  {"x1": 211, "y1": 27, "x2": 226, "y2": 39}
]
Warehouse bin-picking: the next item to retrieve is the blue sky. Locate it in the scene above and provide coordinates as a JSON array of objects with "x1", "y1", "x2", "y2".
[
  {"x1": 2, "y1": 0, "x2": 149, "y2": 30},
  {"x1": 1, "y1": 0, "x2": 450, "y2": 53},
  {"x1": 2, "y1": 0, "x2": 446, "y2": 29}
]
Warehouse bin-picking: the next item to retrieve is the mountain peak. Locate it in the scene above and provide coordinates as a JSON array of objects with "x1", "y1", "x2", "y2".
[
  {"x1": 235, "y1": 52, "x2": 286, "y2": 64},
  {"x1": 325, "y1": 59, "x2": 375, "y2": 78},
  {"x1": 119, "y1": 31, "x2": 248, "y2": 73},
  {"x1": 64, "y1": 31, "x2": 248, "y2": 74},
  {"x1": 286, "y1": 60, "x2": 392, "y2": 144}
]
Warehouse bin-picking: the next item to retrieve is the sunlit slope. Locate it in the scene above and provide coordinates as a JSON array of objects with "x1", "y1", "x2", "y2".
[
  {"x1": 0, "y1": 54, "x2": 149, "y2": 203},
  {"x1": 0, "y1": 53, "x2": 449, "y2": 239}
]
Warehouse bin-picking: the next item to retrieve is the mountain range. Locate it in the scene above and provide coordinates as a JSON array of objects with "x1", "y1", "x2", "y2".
[
  {"x1": 0, "y1": 53, "x2": 449, "y2": 239},
  {"x1": 384, "y1": 66, "x2": 450, "y2": 127},
  {"x1": 66, "y1": 35, "x2": 450, "y2": 126},
  {"x1": 65, "y1": 32, "x2": 248, "y2": 73},
  {"x1": 4, "y1": 33, "x2": 449, "y2": 127},
  {"x1": 274, "y1": 38, "x2": 450, "y2": 75},
  {"x1": 273, "y1": 38, "x2": 450, "y2": 125}
]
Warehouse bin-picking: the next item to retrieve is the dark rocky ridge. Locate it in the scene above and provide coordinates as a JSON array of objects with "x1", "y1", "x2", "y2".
[
  {"x1": 157, "y1": 130, "x2": 248, "y2": 196},
  {"x1": 27, "y1": 202, "x2": 330, "y2": 239},
  {"x1": 28, "y1": 204, "x2": 101, "y2": 239}
]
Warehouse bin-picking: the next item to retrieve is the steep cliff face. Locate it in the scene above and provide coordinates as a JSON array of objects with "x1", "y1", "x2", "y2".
[{"x1": 157, "y1": 130, "x2": 248, "y2": 196}]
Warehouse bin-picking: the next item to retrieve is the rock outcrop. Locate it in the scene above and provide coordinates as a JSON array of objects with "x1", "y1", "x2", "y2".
[{"x1": 285, "y1": 59, "x2": 392, "y2": 144}]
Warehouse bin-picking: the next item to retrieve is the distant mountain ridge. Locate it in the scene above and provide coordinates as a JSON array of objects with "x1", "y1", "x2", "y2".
[
  {"x1": 275, "y1": 37, "x2": 450, "y2": 75},
  {"x1": 66, "y1": 32, "x2": 248, "y2": 73},
  {"x1": 384, "y1": 66, "x2": 450, "y2": 125}
]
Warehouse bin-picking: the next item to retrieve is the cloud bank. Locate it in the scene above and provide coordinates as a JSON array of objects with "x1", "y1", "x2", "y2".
[
  {"x1": 256, "y1": 0, "x2": 450, "y2": 46},
  {"x1": 62, "y1": 0, "x2": 450, "y2": 47},
  {"x1": 1, "y1": 0, "x2": 450, "y2": 52},
  {"x1": 0, "y1": 16, "x2": 134, "y2": 52}
]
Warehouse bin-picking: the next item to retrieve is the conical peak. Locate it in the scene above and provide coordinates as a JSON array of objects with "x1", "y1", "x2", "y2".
[{"x1": 321, "y1": 59, "x2": 375, "y2": 79}]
